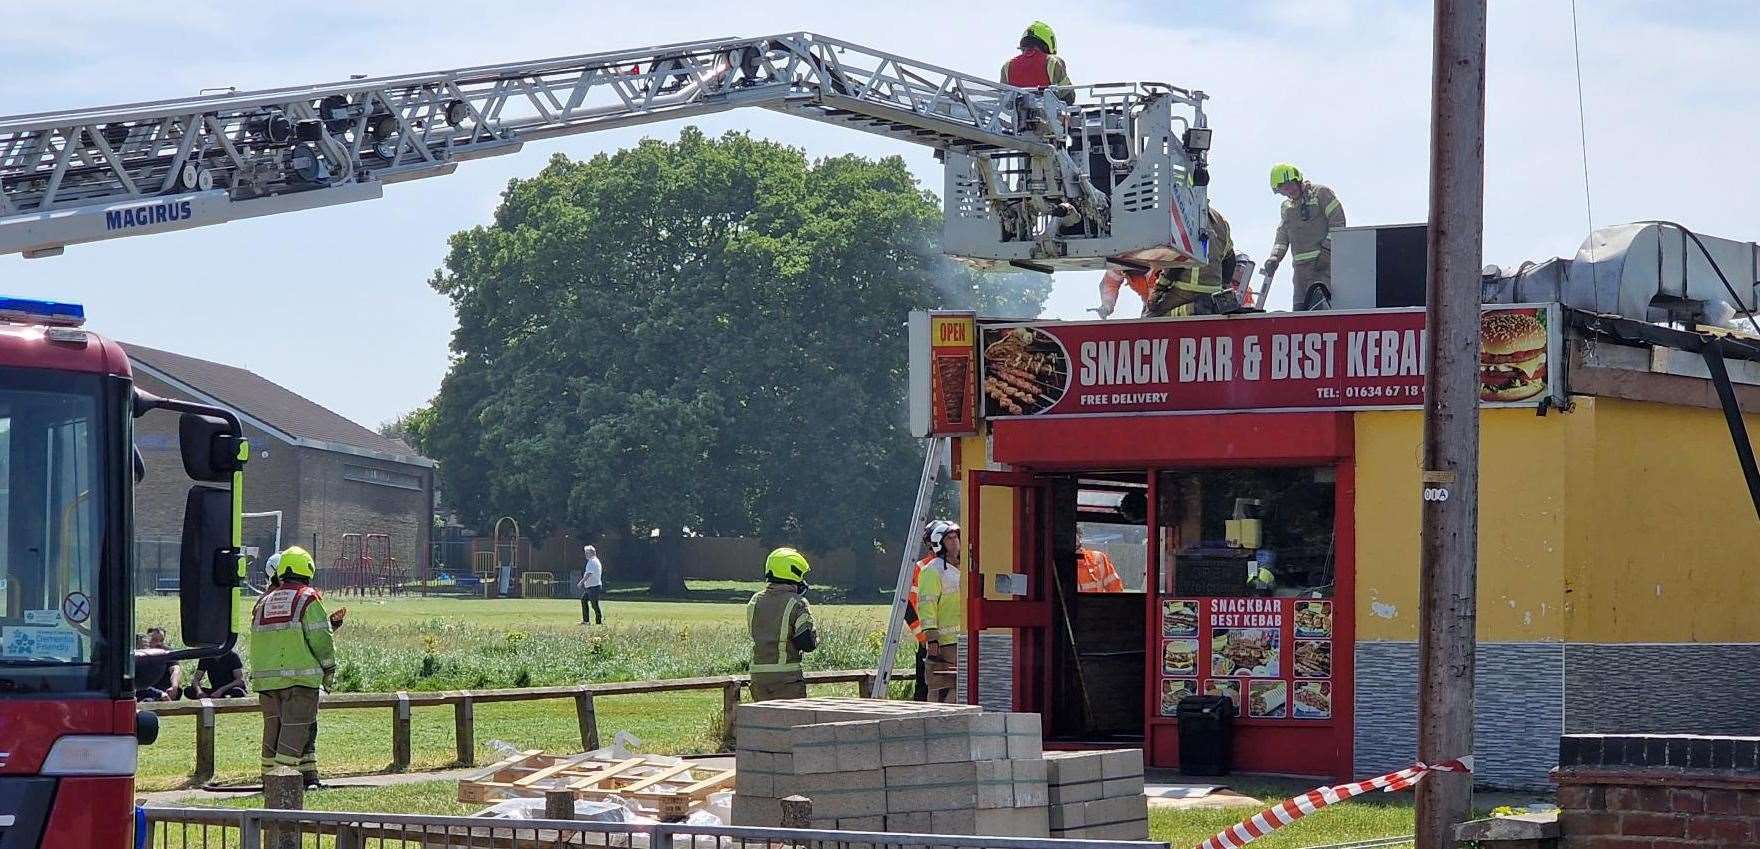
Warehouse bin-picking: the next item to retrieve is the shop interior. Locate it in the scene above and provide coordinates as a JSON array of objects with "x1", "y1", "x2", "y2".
[{"x1": 1042, "y1": 467, "x2": 1338, "y2": 743}]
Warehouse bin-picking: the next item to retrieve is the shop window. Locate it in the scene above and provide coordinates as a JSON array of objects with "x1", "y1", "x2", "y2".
[
  {"x1": 1075, "y1": 481, "x2": 1147, "y2": 594},
  {"x1": 1156, "y1": 467, "x2": 1336, "y2": 599}
]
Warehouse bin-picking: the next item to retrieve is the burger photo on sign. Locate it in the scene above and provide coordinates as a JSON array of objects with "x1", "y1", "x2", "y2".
[{"x1": 1479, "y1": 310, "x2": 1548, "y2": 402}]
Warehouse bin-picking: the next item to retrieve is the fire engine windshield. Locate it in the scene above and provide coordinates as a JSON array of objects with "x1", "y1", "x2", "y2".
[{"x1": 0, "y1": 370, "x2": 108, "y2": 693}]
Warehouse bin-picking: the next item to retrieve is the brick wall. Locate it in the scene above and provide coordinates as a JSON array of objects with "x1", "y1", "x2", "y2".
[
  {"x1": 132, "y1": 371, "x2": 303, "y2": 592},
  {"x1": 1557, "y1": 733, "x2": 1760, "y2": 848},
  {"x1": 295, "y1": 447, "x2": 432, "y2": 577},
  {"x1": 130, "y1": 371, "x2": 432, "y2": 588}
]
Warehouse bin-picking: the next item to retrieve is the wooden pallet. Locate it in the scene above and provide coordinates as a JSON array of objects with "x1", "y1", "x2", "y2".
[{"x1": 458, "y1": 750, "x2": 734, "y2": 820}]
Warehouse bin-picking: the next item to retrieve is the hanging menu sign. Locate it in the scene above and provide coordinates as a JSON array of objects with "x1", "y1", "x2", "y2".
[
  {"x1": 908, "y1": 310, "x2": 979, "y2": 437},
  {"x1": 1158, "y1": 597, "x2": 1335, "y2": 722}
]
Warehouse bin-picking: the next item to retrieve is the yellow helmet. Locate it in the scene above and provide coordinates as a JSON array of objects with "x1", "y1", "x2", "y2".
[
  {"x1": 274, "y1": 546, "x2": 316, "y2": 580},
  {"x1": 1023, "y1": 21, "x2": 1057, "y2": 54},
  {"x1": 763, "y1": 547, "x2": 811, "y2": 583},
  {"x1": 1269, "y1": 163, "x2": 1303, "y2": 190}
]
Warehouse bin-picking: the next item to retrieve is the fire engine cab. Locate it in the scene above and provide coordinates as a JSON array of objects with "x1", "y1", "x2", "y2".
[{"x1": 0, "y1": 298, "x2": 243, "y2": 848}]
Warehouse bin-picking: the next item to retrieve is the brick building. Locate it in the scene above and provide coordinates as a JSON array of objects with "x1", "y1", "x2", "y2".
[{"x1": 126, "y1": 343, "x2": 435, "y2": 592}]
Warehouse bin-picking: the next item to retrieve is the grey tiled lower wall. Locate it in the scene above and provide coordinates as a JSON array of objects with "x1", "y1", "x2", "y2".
[
  {"x1": 1358, "y1": 642, "x2": 1760, "y2": 789},
  {"x1": 955, "y1": 632, "x2": 1015, "y2": 711},
  {"x1": 1563, "y1": 643, "x2": 1760, "y2": 735},
  {"x1": 1355, "y1": 642, "x2": 1564, "y2": 790},
  {"x1": 966, "y1": 635, "x2": 1760, "y2": 790}
]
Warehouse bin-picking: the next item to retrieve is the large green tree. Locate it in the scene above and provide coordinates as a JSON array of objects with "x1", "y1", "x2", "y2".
[{"x1": 423, "y1": 128, "x2": 1048, "y2": 591}]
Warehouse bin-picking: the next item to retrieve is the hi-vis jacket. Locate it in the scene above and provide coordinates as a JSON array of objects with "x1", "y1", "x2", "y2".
[
  {"x1": 1076, "y1": 549, "x2": 1125, "y2": 593},
  {"x1": 249, "y1": 583, "x2": 337, "y2": 691},
  {"x1": 902, "y1": 554, "x2": 935, "y2": 645},
  {"x1": 1001, "y1": 49, "x2": 1074, "y2": 104},
  {"x1": 915, "y1": 558, "x2": 962, "y2": 646},
  {"x1": 1268, "y1": 182, "x2": 1346, "y2": 276},
  {"x1": 748, "y1": 584, "x2": 815, "y2": 676}
]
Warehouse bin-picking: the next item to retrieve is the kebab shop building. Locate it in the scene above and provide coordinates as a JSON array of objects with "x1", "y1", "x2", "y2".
[{"x1": 908, "y1": 306, "x2": 1760, "y2": 789}]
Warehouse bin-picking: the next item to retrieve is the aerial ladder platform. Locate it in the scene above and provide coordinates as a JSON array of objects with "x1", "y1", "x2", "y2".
[{"x1": 0, "y1": 33, "x2": 1214, "y2": 271}]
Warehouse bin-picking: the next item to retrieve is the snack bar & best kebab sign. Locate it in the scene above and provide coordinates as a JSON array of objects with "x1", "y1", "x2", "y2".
[{"x1": 972, "y1": 305, "x2": 1561, "y2": 419}]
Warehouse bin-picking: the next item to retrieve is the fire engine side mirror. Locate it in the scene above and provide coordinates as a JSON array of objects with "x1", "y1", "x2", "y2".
[
  {"x1": 179, "y1": 485, "x2": 238, "y2": 648},
  {"x1": 179, "y1": 413, "x2": 246, "y2": 483}
]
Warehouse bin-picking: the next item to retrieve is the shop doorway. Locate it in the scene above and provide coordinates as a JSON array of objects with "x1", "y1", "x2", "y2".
[{"x1": 1048, "y1": 474, "x2": 1151, "y2": 742}]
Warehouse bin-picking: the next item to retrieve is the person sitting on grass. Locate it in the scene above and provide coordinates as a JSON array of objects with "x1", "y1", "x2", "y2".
[
  {"x1": 134, "y1": 627, "x2": 182, "y2": 701},
  {"x1": 182, "y1": 647, "x2": 248, "y2": 700}
]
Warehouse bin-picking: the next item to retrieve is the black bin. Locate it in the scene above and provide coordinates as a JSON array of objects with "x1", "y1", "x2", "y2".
[{"x1": 1176, "y1": 694, "x2": 1236, "y2": 776}]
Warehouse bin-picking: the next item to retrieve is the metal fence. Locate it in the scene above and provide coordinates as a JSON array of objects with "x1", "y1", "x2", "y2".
[{"x1": 142, "y1": 807, "x2": 1170, "y2": 849}]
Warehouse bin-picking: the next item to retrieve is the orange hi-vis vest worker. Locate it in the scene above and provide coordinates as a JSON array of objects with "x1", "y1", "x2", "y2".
[
  {"x1": 1098, "y1": 270, "x2": 1154, "y2": 317},
  {"x1": 903, "y1": 554, "x2": 935, "y2": 644},
  {"x1": 1076, "y1": 548, "x2": 1125, "y2": 593}
]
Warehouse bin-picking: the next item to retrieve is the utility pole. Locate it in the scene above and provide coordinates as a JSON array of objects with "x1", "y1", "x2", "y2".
[{"x1": 1416, "y1": 2, "x2": 1486, "y2": 849}]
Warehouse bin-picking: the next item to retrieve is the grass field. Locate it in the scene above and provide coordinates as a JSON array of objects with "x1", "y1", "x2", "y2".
[
  {"x1": 137, "y1": 584, "x2": 887, "y2": 790},
  {"x1": 138, "y1": 582, "x2": 890, "y2": 692}
]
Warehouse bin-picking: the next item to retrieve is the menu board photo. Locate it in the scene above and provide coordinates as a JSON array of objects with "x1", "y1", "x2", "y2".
[
  {"x1": 1160, "y1": 678, "x2": 1197, "y2": 716},
  {"x1": 1162, "y1": 600, "x2": 1198, "y2": 637},
  {"x1": 1248, "y1": 681, "x2": 1288, "y2": 719},
  {"x1": 1293, "y1": 681, "x2": 1332, "y2": 719}
]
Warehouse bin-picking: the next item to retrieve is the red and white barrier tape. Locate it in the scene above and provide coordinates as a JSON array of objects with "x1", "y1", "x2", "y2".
[{"x1": 1193, "y1": 757, "x2": 1474, "y2": 849}]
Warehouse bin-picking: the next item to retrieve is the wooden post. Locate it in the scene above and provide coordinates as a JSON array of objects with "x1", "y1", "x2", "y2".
[
  {"x1": 721, "y1": 680, "x2": 741, "y2": 736},
  {"x1": 454, "y1": 695, "x2": 476, "y2": 766},
  {"x1": 1416, "y1": 2, "x2": 1487, "y2": 848},
  {"x1": 574, "y1": 689, "x2": 599, "y2": 751},
  {"x1": 390, "y1": 692, "x2": 412, "y2": 772},
  {"x1": 193, "y1": 702, "x2": 217, "y2": 786},
  {"x1": 544, "y1": 788, "x2": 576, "y2": 820},
  {"x1": 263, "y1": 767, "x2": 304, "y2": 849},
  {"x1": 859, "y1": 673, "x2": 879, "y2": 699},
  {"x1": 780, "y1": 795, "x2": 813, "y2": 829}
]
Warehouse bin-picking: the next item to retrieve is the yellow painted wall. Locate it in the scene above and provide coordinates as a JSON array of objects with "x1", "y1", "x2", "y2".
[
  {"x1": 1561, "y1": 397, "x2": 1760, "y2": 643},
  {"x1": 1353, "y1": 409, "x2": 1569, "y2": 642},
  {"x1": 972, "y1": 484, "x2": 1018, "y2": 602}
]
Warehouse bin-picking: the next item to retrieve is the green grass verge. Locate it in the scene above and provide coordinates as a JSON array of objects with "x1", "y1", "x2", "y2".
[{"x1": 1150, "y1": 793, "x2": 1414, "y2": 848}]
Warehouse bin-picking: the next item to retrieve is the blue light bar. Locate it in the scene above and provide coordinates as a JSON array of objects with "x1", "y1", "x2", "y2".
[{"x1": 0, "y1": 296, "x2": 85, "y2": 328}]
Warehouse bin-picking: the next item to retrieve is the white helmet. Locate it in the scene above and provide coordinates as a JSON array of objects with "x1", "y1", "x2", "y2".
[
  {"x1": 924, "y1": 520, "x2": 961, "y2": 555},
  {"x1": 264, "y1": 551, "x2": 282, "y2": 582}
]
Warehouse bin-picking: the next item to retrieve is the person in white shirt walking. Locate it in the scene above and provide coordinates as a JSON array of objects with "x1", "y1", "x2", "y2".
[{"x1": 579, "y1": 545, "x2": 605, "y2": 625}]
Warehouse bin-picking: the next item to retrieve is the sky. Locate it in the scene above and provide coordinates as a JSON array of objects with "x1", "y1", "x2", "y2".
[{"x1": 1, "y1": 1, "x2": 1756, "y2": 430}]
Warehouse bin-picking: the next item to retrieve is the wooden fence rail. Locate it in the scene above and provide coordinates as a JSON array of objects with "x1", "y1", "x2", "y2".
[{"x1": 145, "y1": 668, "x2": 902, "y2": 786}]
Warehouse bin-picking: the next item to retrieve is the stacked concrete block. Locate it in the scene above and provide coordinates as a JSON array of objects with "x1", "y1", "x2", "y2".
[
  {"x1": 731, "y1": 697, "x2": 1052, "y2": 837},
  {"x1": 1044, "y1": 749, "x2": 1151, "y2": 840},
  {"x1": 732, "y1": 698, "x2": 977, "y2": 830}
]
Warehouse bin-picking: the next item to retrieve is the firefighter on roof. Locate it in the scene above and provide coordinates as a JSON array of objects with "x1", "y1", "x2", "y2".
[{"x1": 1263, "y1": 163, "x2": 1347, "y2": 311}]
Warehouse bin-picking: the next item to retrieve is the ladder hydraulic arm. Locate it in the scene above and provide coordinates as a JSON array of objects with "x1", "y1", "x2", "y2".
[{"x1": 0, "y1": 33, "x2": 1213, "y2": 270}]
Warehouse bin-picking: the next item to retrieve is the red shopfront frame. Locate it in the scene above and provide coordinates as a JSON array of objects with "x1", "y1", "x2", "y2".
[{"x1": 990, "y1": 411, "x2": 1356, "y2": 781}]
